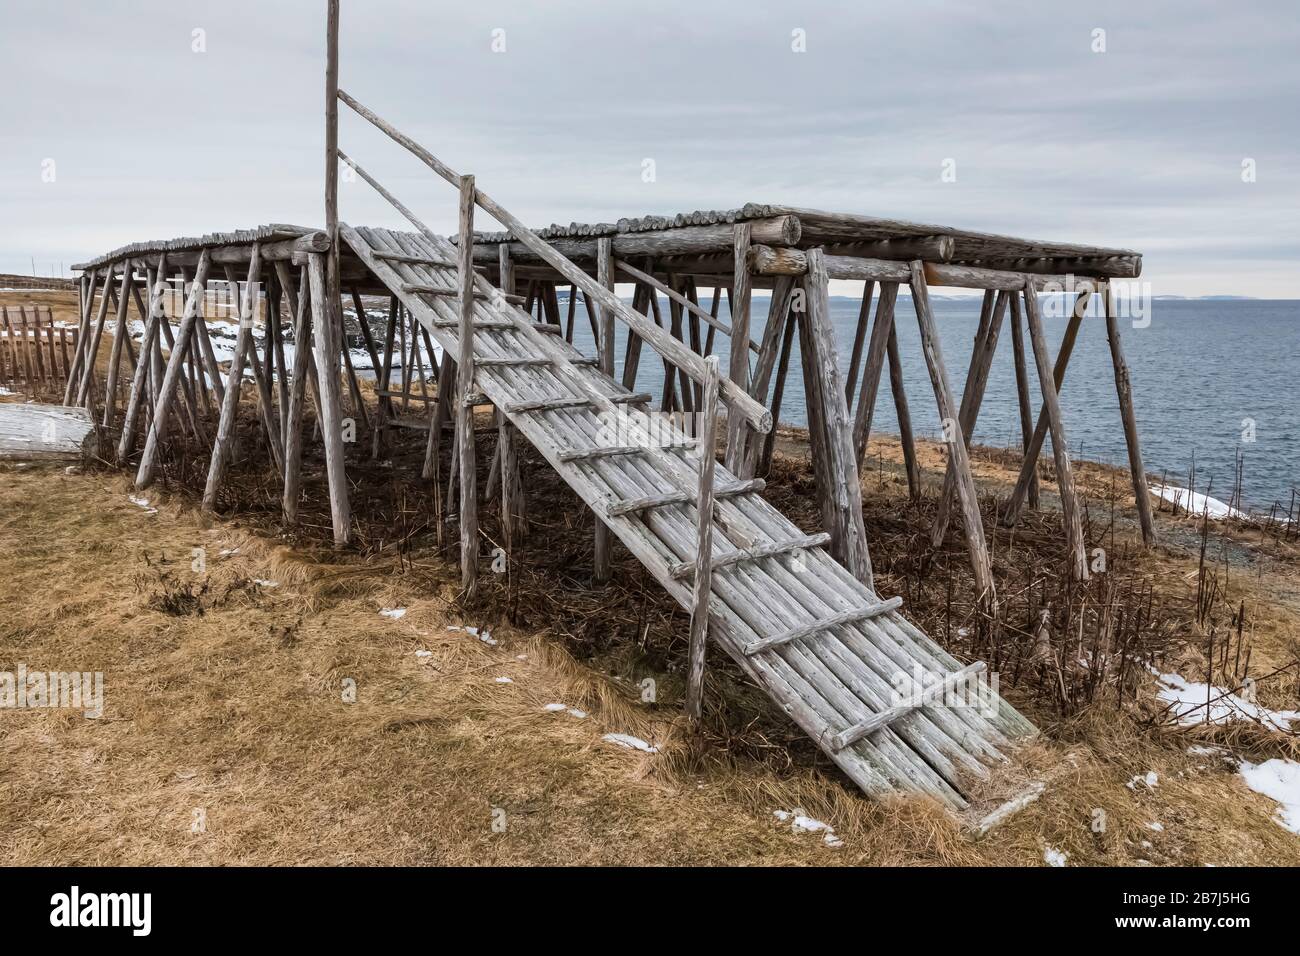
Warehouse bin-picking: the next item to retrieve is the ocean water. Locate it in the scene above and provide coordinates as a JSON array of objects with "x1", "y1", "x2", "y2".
[{"x1": 555, "y1": 294, "x2": 1300, "y2": 514}]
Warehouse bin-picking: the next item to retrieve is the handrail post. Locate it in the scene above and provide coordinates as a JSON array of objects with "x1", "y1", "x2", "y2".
[
  {"x1": 685, "y1": 354, "x2": 720, "y2": 720},
  {"x1": 456, "y1": 174, "x2": 479, "y2": 598}
]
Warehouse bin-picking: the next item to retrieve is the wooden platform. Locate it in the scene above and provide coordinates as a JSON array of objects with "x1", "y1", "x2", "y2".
[{"x1": 343, "y1": 222, "x2": 1037, "y2": 809}]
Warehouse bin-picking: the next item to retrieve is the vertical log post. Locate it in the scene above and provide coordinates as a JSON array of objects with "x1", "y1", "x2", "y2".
[
  {"x1": 843, "y1": 281, "x2": 876, "y2": 411},
  {"x1": 851, "y1": 280, "x2": 900, "y2": 466},
  {"x1": 592, "y1": 236, "x2": 615, "y2": 585},
  {"x1": 310, "y1": 251, "x2": 352, "y2": 546},
  {"x1": 724, "y1": 223, "x2": 753, "y2": 471},
  {"x1": 203, "y1": 246, "x2": 264, "y2": 512},
  {"x1": 64, "y1": 267, "x2": 99, "y2": 405},
  {"x1": 1007, "y1": 293, "x2": 1040, "y2": 510},
  {"x1": 118, "y1": 256, "x2": 167, "y2": 458},
  {"x1": 931, "y1": 290, "x2": 1010, "y2": 545},
  {"x1": 455, "y1": 175, "x2": 479, "y2": 596},
  {"x1": 908, "y1": 260, "x2": 995, "y2": 605},
  {"x1": 800, "y1": 249, "x2": 873, "y2": 587},
  {"x1": 886, "y1": 322, "x2": 922, "y2": 500},
  {"x1": 76, "y1": 265, "x2": 115, "y2": 408},
  {"x1": 1001, "y1": 290, "x2": 1089, "y2": 526},
  {"x1": 135, "y1": 250, "x2": 211, "y2": 489},
  {"x1": 685, "y1": 354, "x2": 721, "y2": 721},
  {"x1": 1021, "y1": 283, "x2": 1088, "y2": 580},
  {"x1": 282, "y1": 265, "x2": 314, "y2": 523},
  {"x1": 1103, "y1": 280, "x2": 1155, "y2": 546},
  {"x1": 101, "y1": 266, "x2": 133, "y2": 428}
]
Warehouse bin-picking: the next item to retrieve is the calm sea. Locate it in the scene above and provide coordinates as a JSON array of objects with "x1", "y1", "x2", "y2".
[{"x1": 555, "y1": 294, "x2": 1300, "y2": 513}]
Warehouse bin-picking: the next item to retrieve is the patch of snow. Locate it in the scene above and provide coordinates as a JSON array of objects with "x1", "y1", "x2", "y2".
[
  {"x1": 379, "y1": 607, "x2": 407, "y2": 619},
  {"x1": 1238, "y1": 758, "x2": 1300, "y2": 834},
  {"x1": 603, "y1": 733, "x2": 658, "y2": 754},
  {"x1": 252, "y1": 578, "x2": 279, "y2": 588},
  {"x1": 494, "y1": 676, "x2": 513, "y2": 684},
  {"x1": 1152, "y1": 669, "x2": 1299, "y2": 731},
  {"x1": 773, "y1": 808, "x2": 844, "y2": 848},
  {"x1": 1043, "y1": 845, "x2": 1068, "y2": 867},
  {"x1": 542, "y1": 703, "x2": 567, "y2": 712},
  {"x1": 127, "y1": 495, "x2": 157, "y2": 514},
  {"x1": 1151, "y1": 485, "x2": 1248, "y2": 521},
  {"x1": 515, "y1": 654, "x2": 528, "y2": 661},
  {"x1": 0, "y1": 387, "x2": 13, "y2": 396},
  {"x1": 1146, "y1": 821, "x2": 1165, "y2": 832},
  {"x1": 414, "y1": 650, "x2": 433, "y2": 659},
  {"x1": 542, "y1": 702, "x2": 587, "y2": 719},
  {"x1": 218, "y1": 548, "x2": 240, "y2": 557},
  {"x1": 567, "y1": 708, "x2": 587, "y2": 719},
  {"x1": 1127, "y1": 771, "x2": 1159, "y2": 791},
  {"x1": 448, "y1": 625, "x2": 496, "y2": 646}
]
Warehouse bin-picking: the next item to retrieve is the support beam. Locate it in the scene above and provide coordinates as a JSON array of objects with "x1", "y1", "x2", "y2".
[
  {"x1": 908, "y1": 260, "x2": 995, "y2": 606},
  {"x1": 685, "y1": 354, "x2": 721, "y2": 721},
  {"x1": 309, "y1": 251, "x2": 352, "y2": 547},
  {"x1": 593, "y1": 236, "x2": 615, "y2": 585},
  {"x1": 203, "y1": 247, "x2": 264, "y2": 512},
  {"x1": 799, "y1": 249, "x2": 873, "y2": 587},
  {"x1": 135, "y1": 251, "x2": 211, "y2": 489},
  {"x1": 282, "y1": 264, "x2": 313, "y2": 523},
  {"x1": 455, "y1": 175, "x2": 479, "y2": 596},
  {"x1": 931, "y1": 290, "x2": 1010, "y2": 545},
  {"x1": 725, "y1": 223, "x2": 753, "y2": 471},
  {"x1": 851, "y1": 281, "x2": 899, "y2": 467},
  {"x1": 1021, "y1": 285, "x2": 1088, "y2": 580},
  {"x1": 1001, "y1": 291, "x2": 1089, "y2": 527},
  {"x1": 1007, "y1": 293, "x2": 1040, "y2": 510},
  {"x1": 1103, "y1": 280, "x2": 1155, "y2": 547}
]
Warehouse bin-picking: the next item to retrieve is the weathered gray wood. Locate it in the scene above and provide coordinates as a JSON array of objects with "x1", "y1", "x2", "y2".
[
  {"x1": 282, "y1": 264, "x2": 313, "y2": 523},
  {"x1": 885, "y1": 319, "x2": 921, "y2": 500},
  {"x1": 310, "y1": 251, "x2": 352, "y2": 546},
  {"x1": 203, "y1": 247, "x2": 264, "y2": 512},
  {"x1": 1021, "y1": 285, "x2": 1088, "y2": 580},
  {"x1": 135, "y1": 251, "x2": 212, "y2": 489},
  {"x1": 851, "y1": 281, "x2": 899, "y2": 466},
  {"x1": 931, "y1": 290, "x2": 1009, "y2": 544},
  {"x1": 613, "y1": 258, "x2": 758, "y2": 354},
  {"x1": 741, "y1": 276, "x2": 794, "y2": 478},
  {"x1": 759, "y1": 299, "x2": 798, "y2": 476},
  {"x1": 742, "y1": 597, "x2": 904, "y2": 657},
  {"x1": 1102, "y1": 281, "x2": 1155, "y2": 546},
  {"x1": 337, "y1": 92, "x2": 771, "y2": 432},
  {"x1": 1001, "y1": 291, "x2": 1088, "y2": 526},
  {"x1": 724, "y1": 222, "x2": 754, "y2": 471},
  {"x1": 829, "y1": 662, "x2": 986, "y2": 751},
  {"x1": 455, "y1": 175, "x2": 479, "y2": 596},
  {"x1": 557, "y1": 440, "x2": 697, "y2": 462},
  {"x1": 685, "y1": 354, "x2": 721, "y2": 720},
  {"x1": 605, "y1": 478, "x2": 765, "y2": 517},
  {"x1": 75, "y1": 265, "x2": 116, "y2": 408},
  {"x1": 843, "y1": 281, "x2": 876, "y2": 410},
  {"x1": 63, "y1": 267, "x2": 99, "y2": 405},
  {"x1": 118, "y1": 257, "x2": 167, "y2": 458},
  {"x1": 670, "y1": 531, "x2": 831, "y2": 580},
  {"x1": 800, "y1": 250, "x2": 873, "y2": 587},
  {"x1": 0, "y1": 403, "x2": 96, "y2": 460},
  {"x1": 908, "y1": 260, "x2": 995, "y2": 605},
  {"x1": 1007, "y1": 293, "x2": 1040, "y2": 509}
]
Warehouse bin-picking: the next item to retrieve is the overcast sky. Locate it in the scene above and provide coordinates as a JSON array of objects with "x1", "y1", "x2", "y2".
[{"x1": 2, "y1": 0, "x2": 1297, "y2": 296}]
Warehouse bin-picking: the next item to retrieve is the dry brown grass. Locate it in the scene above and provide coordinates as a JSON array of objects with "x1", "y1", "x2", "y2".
[{"x1": 3, "y1": 289, "x2": 1299, "y2": 866}]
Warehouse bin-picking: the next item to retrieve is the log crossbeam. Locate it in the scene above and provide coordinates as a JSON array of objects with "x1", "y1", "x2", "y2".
[
  {"x1": 827, "y1": 662, "x2": 987, "y2": 752},
  {"x1": 742, "y1": 596, "x2": 903, "y2": 656},
  {"x1": 670, "y1": 531, "x2": 831, "y2": 581}
]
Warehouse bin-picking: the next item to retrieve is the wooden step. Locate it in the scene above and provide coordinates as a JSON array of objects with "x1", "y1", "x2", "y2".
[
  {"x1": 670, "y1": 532, "x2": 831, "y2": 581},
  {"x1": 373, "y1": 249, "x2": 457, "y2": 268},
  {"x1": 606, "y1": 478, "x2": 766, "y2": 517},
  {"x1": 828, "y1": 662, "x2": 987, "y2": 751},
  {"x1": 741, "y1": 596, "x2": 903, "y2": 656},
  {"x1": 557, "y1": 440, "x2": 698, "y2": 462},
  {"x1": 402, "y1": 283, "x2": 525, "y2": 305},
  {"x1": 505, "y1": 391, "x2": 652, "y2": 414}
]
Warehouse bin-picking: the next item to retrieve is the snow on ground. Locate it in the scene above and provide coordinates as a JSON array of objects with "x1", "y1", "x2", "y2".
[
  {"x1": 1238, "y1": 759, "x2": 1300, "y2": 834},
  {"x1": 1150, "y1": 485, "x2": 1247, "y2": 521},
  {"x1": 1043, "y1": 845, "x2": 1068, "y2": 867},
  {"x1": 0, "y1": 387, "x2": 13, "y2": 396},
  {"x1": 1127, "y1": 771, "x2": 1159, "y2": 790},
  {"x1": 493, "y1": 676, "x2": 513, "y2": 684},
  {"x1": 1152, "y1": 668, "x2": 1299, "y2": 731},
  {"x1": 542, "y1": 702, "x2": 587, "y2": 718},
  {"x1": 251, "y1": 578, "x2": 279, "y2": 588},
  {"x1": 126, "y1": 495, "x2": 157, "y2": 514},
  {"x1": 379, "y1": 607, "x2": 407, "y2": 619},
  {"x1": 414, "y1": 649, "x2": 433, "y2": 659},
  {"x1": 602, "y1": 733, "x2": 658, "y2": 754},
  {"x1": 773, "y1": 809, "x2": 844, "y2": 848},
  {"x1": 448, "y1": 625, "x2": 496, "y2": 646}
]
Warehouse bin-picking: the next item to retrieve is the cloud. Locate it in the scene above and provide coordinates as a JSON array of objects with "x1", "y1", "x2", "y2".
[{"x1": 1, "y1": 0, "x2": 1296, "y2": 295}]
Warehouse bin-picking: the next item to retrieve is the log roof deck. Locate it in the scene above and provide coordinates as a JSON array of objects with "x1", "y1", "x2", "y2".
[{"x1": 464, "y1": 203, "x2": 1142, "y2": 271}]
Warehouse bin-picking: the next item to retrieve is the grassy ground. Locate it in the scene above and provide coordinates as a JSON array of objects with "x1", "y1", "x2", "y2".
[{"x1": 2, "y1": 290, "x2": 1298, "y2": 866}]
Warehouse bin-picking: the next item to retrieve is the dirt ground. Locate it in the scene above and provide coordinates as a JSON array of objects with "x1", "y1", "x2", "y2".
[{"x1": 2, "y1": 288, "x2": 1298, "y2": 866}]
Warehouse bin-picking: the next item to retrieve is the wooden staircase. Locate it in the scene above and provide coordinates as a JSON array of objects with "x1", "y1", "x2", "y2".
[{"x1": 342, "y1": 221, "x2": 1037, "y2": 810}]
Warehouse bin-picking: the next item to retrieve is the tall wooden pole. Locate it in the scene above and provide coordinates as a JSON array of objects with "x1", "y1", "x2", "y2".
[
  {"x1": 593, "y1": 237, "x2": 614, "y2": 584},
  {"x1": 685, "y1": 354, "x2": 721, "y2": 720},
  {"x1": 1007, "y1": 293, "x2": 1040, "y2": 510},
  {"x1": 456, "y1": 174, "x2": 479, "y2": 598},
  {"x1": 1021, "y1": 284, "x2": 1088, "y2": 580},
  {"x1": 1103, "y1": 280, "x2": 1155, "y2": 546}
]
